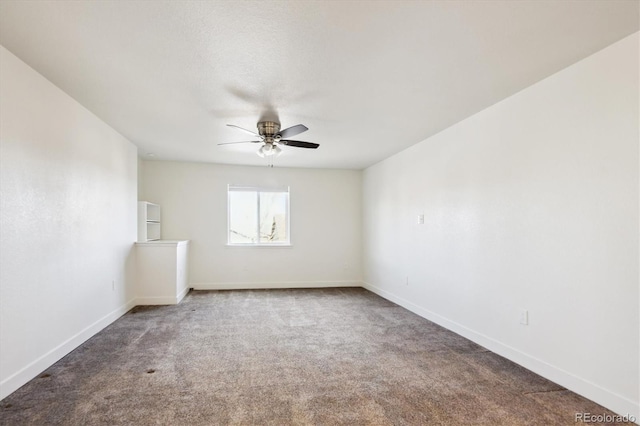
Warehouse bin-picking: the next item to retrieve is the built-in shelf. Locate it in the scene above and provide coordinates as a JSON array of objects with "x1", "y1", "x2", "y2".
[{"x1": 138, "y1": 201, "x2": 161, "y2": 242}]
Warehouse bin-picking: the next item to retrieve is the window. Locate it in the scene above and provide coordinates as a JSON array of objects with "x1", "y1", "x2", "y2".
[{"x1": 227, "y1": 185, "x2": 290, "y2": 245}]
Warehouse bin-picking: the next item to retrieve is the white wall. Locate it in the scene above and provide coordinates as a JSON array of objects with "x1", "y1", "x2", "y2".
[
  {"x1": 363, "y1": 33, "x2": 639, "y2": 417},
  {"x1": 0, "y1": 46, "x2": 138, "y2": 400},
  {"x1": 141, "y1": 161, "x2": 362, "y2": 289}
]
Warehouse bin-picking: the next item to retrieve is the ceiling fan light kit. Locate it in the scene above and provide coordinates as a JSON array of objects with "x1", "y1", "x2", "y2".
[
  {"x1": 257, "y1": 143, "x2": 282, "y2": 158},
  {"x1": 220, "y1": 121, "x2": 319, "y2": 164}
]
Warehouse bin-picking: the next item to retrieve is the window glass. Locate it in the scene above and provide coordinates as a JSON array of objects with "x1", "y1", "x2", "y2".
[
  {"x1": 229, "y1": 190, "x2": 258, "y2": 244},
  {"x1": 228, "y1": 186, "x2": 290, "y2": 245},
  {"x1": 259, "y1": 192, "x2": 288, "y2": 243}
]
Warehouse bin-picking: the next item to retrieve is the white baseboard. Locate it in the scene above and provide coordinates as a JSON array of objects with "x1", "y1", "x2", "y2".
[
  {"x1": 362, "y1": 281, "x2": 639, "y2": 420},
  {"x1": 176, "y1": 286, "x2": 190, "y2": 303},
  {"x1": 0, "y1": 298, "x2": 136, "y2": 401},
  {"x1": 192, "y1": 280, "x2": 362, "y2": 291},
  {"x1": 134, "y1": 296, "x2": 180, "y2": 305},
  {"x1": 134, "y1": 287, "x2": 191, "y2": 306}
]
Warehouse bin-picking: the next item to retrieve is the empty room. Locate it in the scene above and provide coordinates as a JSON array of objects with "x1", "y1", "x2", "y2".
[{"x1": 0, "y1": 1, "x2": 638, "y2": 424}]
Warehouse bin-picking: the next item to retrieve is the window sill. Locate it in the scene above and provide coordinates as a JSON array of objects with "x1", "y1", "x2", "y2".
[{"x1": 225, "y1": 243, "x2": 293, "y2": 248}]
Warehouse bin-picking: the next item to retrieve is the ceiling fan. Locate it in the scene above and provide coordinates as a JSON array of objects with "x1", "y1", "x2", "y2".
[{"x1": 218, "y1": 121, "x2": 319, "y2": 158}]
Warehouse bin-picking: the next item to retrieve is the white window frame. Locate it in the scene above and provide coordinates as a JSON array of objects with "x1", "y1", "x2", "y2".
[{"x1": 227, "y1": 185, "x2": 291, "y2": 246}]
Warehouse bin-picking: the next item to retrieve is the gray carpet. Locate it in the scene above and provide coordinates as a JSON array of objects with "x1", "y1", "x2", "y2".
[{"x1": 0, "y1": 288, "x2": 618, "y2": 425}]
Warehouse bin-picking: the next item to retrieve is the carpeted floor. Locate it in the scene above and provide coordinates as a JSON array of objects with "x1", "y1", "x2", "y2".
[{"x1": 0, "y1": 288, "x2": 618, "y2": 425}]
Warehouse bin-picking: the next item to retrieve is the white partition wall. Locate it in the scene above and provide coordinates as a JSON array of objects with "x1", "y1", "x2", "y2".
[{"x1": 136, "y1": 240, "x2": 190, "y2": 305}]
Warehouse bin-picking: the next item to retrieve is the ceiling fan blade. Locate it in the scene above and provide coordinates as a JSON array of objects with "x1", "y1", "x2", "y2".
[
  {"x1": 226, "y1": 124, "x2": 261, "y2": 137},
  {"x1": 280, "y1": 140, "x2": 319, "y2": 149},
  {"x1": 277, "y1": 124, "x2": 308, "y2": 139},
  {"x1": 217, "y1": 140, "x2": 262, "y2": 145}
]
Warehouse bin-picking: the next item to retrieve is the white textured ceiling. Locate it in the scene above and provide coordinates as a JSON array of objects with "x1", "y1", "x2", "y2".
[{"x1": 1, "y1": 1, "x2": 638, "y2": 169}]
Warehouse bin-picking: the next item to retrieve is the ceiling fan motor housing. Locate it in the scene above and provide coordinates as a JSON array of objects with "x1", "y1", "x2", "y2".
[
  {"x1": 258, "y1": 121, "x2": 280, "y2": 145},
  {"x1": 258, "y1": 121, "x2": 281, "y2": 144}
]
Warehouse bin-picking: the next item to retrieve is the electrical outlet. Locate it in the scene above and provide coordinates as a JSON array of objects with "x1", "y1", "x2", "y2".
[
  {"x1": 112, "y1": 280, "x2": 115, "y2": 291},
  {"x1": 519, "y1": 309, "x2": 529, "y2": 325},
  {"x1": 418, "y1": 214, "x2": 425, "y2": 224}
]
